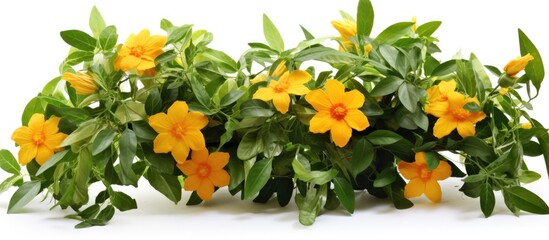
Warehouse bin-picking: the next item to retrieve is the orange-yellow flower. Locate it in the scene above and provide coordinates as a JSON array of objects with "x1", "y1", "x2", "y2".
[
  {"x1": 411, "y1": 16, "x2": 417, "y2": 32},
  {"x1": 11, "y1": 114, "x2": 67, "y2": 166},
  {"x1": 499, "y1": 87, "x2": 509, "y2": 95},
  {"x1": 429, "y1": 92, "x2": 486, "y2": 139},
  {"x1": 177, "y1": 149, "x2": 230, "y2": 201},
  {"x1": 148, "y1": 101, "x2": 208, "y2": 163},
  {"x1": 424, "y1": 80, "x2": 456, "y2": 116},
  {"x1": 364, "y1": 43, "x2": 373, "y2": 53},
  {"x1": 331, "y1": 19, "x2": 357, "y2": 50},
  {"x1": 504, "y1": 54, "x2": 534, "y2": 77},
  {"x1": 114, "y1": 29, "x2": 167, "y2": 73},
  {"x1": 305, "y1": 79, "x2": 370, "y2": 147},
  {"x1": 250, "y1": 60, "x2": 288, "y2": 85},
  {"x1": 252, "y1": 70, "x2": 311, "y2": 114},
  {"x1": 62, "y1": 72, "x2": 98, "y2": 95},
  {"x1": 521, "y1": 122, "x2": 533, "y2": 129},
  {"x1": 397, "y1": 152, "x2": 451, "y2": 203}
]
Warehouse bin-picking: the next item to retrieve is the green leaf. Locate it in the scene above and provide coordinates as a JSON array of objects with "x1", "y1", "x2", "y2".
[
  {"x1": 92, "y1": 129, "x2": 117, "y2": 156},
  {"x1": 79, "y1": 204, "x2": 100, "y2": 219},
  {"x1": 119, "y1": 129, "x2": 138, "y2": 186},
  {"x1": 240, "y1": 99, "x2": 274, "y2": 117},
  {"x1": 96, "y1": 205, "x2": 115, "y2": 222},
  {"x1": 0, "y1": 150, "x2": 20, "y2": 175},
  {"x1": 505, "y1": 186, "x2": 549, "y2": 214},
  {"x1": 373, "y1": 167, "x2": 396, "y2": 187},
  {"x1": 190, "y1": 77, "x2": 211, "y2": 107},
  {"x1": 142, "y1": 143, "x2": 174, "y2": 174},
  {"x1": 99, "y1": 26, "x2": 118, "y2": 51},
  {"x1": 366, "y1": 130, "x2": 403, "y2": 145},
  {"x1": 0, "y1": 175, "x2": 23, "y2": 195},
  {"x1": 470, "y1": 53, "x2": 492, "y2": 92},
  {"x1": 294, "y1": 46, "x2": 363, "y2": 64},
  {"x1": 22, "y1": 97, "x2": 45, "y2": 125},
  {"x1": 160, "y1": 19, "x2": 173, "y2": 31},
  {"x1": 398, "y1": 82, "x2": 420, "y2": 112},
  {"x1": 375, "y1": 22, "x2": 414, "y2": 44},
  {"x1": 89, "y1": 6, "x2": 106, "y2": 37},
  {"x1": 166, "y1": 24, "x2": 192, "y2": 45},
  {"x1": 244, "y1": 158, "x2": 273, "y2": 199},
  {"x1": 145, "y1": 88, "x2": 162, "y2": 116},
  {"x1": 110, "y1": 191, "x2": 137, "y2": 211},
  {"x1": 186, "y1": 191, "x2": 203, "y2": 206},
  {"x1": 201, "y1": 49, "x2": 238, "y2": 73},
  {"x1": 425, "y1": 152, "x2": 440, "y2": 170},
  {"x1": 480, "y1": 183, "x2": 495, "y2": 217},
  {"x1": 463, "y1": 102, "x2": 482, "y2": 112},
  {"x1": 36, "y1": 150, "x2": 75, "y2": 175},
  {"x1": 114, "y1": 101, "x2": 147, "y2": 124},
  {"x1": 60, "y1": 30, "x2": 97, "y2": 52},
  {"x1": 351, "y1": 138, "x2": 374, "y2": 178},
  {"x1": 295, "y1": 186, "x2": 323, "y2": 226},
  {"x1": 518, "y1": 29, "x2": 544, "y2": 91},
  {"x1": 370, "y1": 76, "x2": 403, "y2": 97},
  {"x1": 59, "y1": 120, "x2": 98, "y2": 147},
  {"x1": 292, "y1": 154, "x2": 338, "y2": 185},
  {"x1": 66, "y1": 50, "x2": 94, "y2": 65},
  {"x1": 45, "y1": 105, "x2": 92, "y2": 125},
  {"x1": 300, "y1": 25, "x2": 315, "y2": 40},
  {"x1": 132, "y1": 121, "x2": 157, "y2": 142},
  {"x1": 237, "y1": 131, "x2": 264, "y2": 160},
  {"x1": 520, "y1": 170, "x2": 542, "y2": 184},
  {"x1": 73, "y1": 148, "x2": 92, "y2": 205},
  {"x1": 7, "y1": 181, "x2": 41, "y2": 213},
  {"x1": 332, "y1": 177, "x2": 355, "y2": 214},
  {"x1": 147, "y1": 169, "x2": 181, "y2": 204},
  {"x1": 458, "y1": 137, "x2": 494, "y2": 158},
  {"x1": 220, "y1": 90, "x2": 245, "y2": 107},
  {"x1": 262, "y1": 14, "x2": 284, "y2": 52},
  {"x1": 431, "y1": 60, "x2": 456, "y2": 77},
  {"x1": 357, "y1": 0, "x2": 374, "y2": 37},
  {"x1": 155, "y1": 50, "x2": 178, "y2": 64},
  {"x1": 416, "y1": 21, "x2": 441, "y2": 37}
]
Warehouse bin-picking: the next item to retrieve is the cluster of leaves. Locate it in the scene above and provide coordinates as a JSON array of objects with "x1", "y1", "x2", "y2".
[{"x1": 1, "y1": 0, "x2": 549, "y2": 227}]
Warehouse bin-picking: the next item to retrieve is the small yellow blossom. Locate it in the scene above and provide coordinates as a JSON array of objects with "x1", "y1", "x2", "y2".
[
  {"x1": 499, "y1": 87, "x2": 509, "y2": 95},
  {"x1": 177, "y1": 149, "x2": 230, "y2": 201},
  {"x1": 62, "y1": 72, "x2": 98, "y2": 95},
  {"x1": 114, "y1": 29, "x2": 167, "y2": 74},
  {"x1": 428, "y1": 92, "x2": 486, "y2": 139},
  {"x1": 521, "y1": 122, "x2": 533, "y2": 129},
  {"x1": 504, "y1": 54, "x2": 534, "y2": 77},
  {"x1": 253, "y1": 70, "x2": 311, "y2": 114}
]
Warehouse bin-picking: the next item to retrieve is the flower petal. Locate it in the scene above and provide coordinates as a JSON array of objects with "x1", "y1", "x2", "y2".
[
  {"x1": 18, "y1": 143, "x2": 37, "y2": 166},
  {"x1": 305, "y1": 89, "x2": 332, "y2": 111},
  {"x1": 469, "y1": 112, "x2": 487, "y2": 124},
  {"x1": 415, "y1": 152, "x2": 427, "y2": 165},
  {"x1": 182, "y1": 130, "x2": 206, "y2": 151},
  {"x1": 44, "y1": 133, "x2": 68, "y2": 150},
  {"x1": 43, "y1": 117, "x2": 61, "y2": 135},
  {"x1": 343, "y1": 90, "x2": 365, "y2": 109},
  {"x1": 438, "y1": 80, "x2": 456, "y2": 94},
  {"x1": 28, "y1": 114, "x2": 45, "y2": 132},
  {"x1": 287, "y1": 70, "x2": 311, "y2": 85},
  {"x1": 456, "y1": 122, "x2": 475, "y2": 138},
  {"x1": 149, "y1": 113, "x2": 172, "y2": 133},
  {"x1": 167, "y1": 101, "x2": 189, "y2": 123},
  {"x1": 397, "y1": 161, "x2": 419, "y2": 180},
  {"x1": 272, "y1": 92, "x2": 290, "y2": 114},
  {"x1": 424, "y1": 179, "x2": 442, "y2": 203},
  {"x1": 197, "y1": 179, "x2": 214, "y2": 201},
  {"x1": 253, "y1": 87, "x2": 275, "y2": 102},
  {"x1": 287, "y1": 84, "x2": 310, "y2": 96},
  {"x1": 144, "y1": 35, "x2": 167, "y2": 50},
  {"x1": 35, "y1": 145, "x2": 54, "y2": 166},
  {"x1": 309, "y1": 111, "x2": 336, "y2": 133},
  {"x1": 425, "y1": 101, "x2": 448, "y2": 117},
  {"x1": 11, "y1": 127, "x2": 32, "y2": 145},
  {"x1": 182, "y1": 175, "x2": 200, "y2": 191},
  {"x1": 191, "y1": 149, "x2": 210, "y2": 164},
  {"x1": 136, "y1": 59, "x2": 157, "y2": 71},
  {"x1": 404, "y1": 178, "x2": 425, "y2": 198},
  {"x1": 325, "y1": 79, "x2": 344, "y2": 104},
  {"x1": 120, "y1": 55, "x2": 141, "y2": 70},
  {"x1": 331, "y1": 121, "x2": 352, "y2": 147},
  {"x1": 344, "y1": 109, "x2": 369, "y2": 131},
  {"x1": 208, "y1": 152, "x2": 230, "y2": 170},
  {"x1": 185, "y1": 112, "x2": 208, "y2": 130},
  {"x1": 432, "y1": 161, "x2": 452, "y2": 180},
  {"x1": 153, "y1": 133, "x2": 176, "y2": 153},
  {"x1": 209, "y1": 170, "x2": 230, "y2": 187},
  {"x1": 178, "y1": 160, "x2": 198, "y2": 176},
  {"x1": 172, "y1": 140, "x2": 190, "y2": 164},
  {"x1": 135, "y1": 29, "x2": 151, "y2": 45},
  {"x1": 433, "y1": 116, "x2": 457, "y2": 139}
]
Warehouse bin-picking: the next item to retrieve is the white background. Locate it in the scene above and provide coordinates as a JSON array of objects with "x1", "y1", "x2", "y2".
[{"x1": 1, "y1": 0, "x2": 549, "y2": 238}]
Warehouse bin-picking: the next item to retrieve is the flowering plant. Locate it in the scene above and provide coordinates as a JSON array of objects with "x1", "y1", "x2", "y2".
[{"x1": 1, "y1": 0, "x2": 548, "y2": 228}]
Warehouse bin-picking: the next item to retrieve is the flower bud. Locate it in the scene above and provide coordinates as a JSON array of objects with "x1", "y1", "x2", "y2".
[{"x1": 503, "y1": 54, "x2": 534, "y2": 77}]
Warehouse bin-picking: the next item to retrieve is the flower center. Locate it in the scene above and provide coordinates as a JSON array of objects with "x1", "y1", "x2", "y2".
[
  {"x1": 451, "y1": 107, "x2": 470, "y2": 121},
  {"x1": 418, "y1": 164, "x2": 432, "y2": 182},
  {"x1": 130, "y1": 45, "x2": 146, "y2": 58},
  {"x1": 171, "y1": 122, "x2": 186, "y2": 139},
  {"x1": 196, "y1": 163, "x2": 211, "y2": 179},
  {"x1": 272, "y1": 81, "x2": 289, "y2": 93},
  {"x1": 330, "y1": 103, "x2": 348, "y2": 120},
  {"x1": 32, "y1": 132, "x2": 45, "y2": 146}
]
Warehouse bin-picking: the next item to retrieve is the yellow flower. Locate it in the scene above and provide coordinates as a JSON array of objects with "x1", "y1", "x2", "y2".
[
  {"x1": 364, "y1": 43, "x2": 373, "y2": 53},
  {"x1": 424, "y1": 80, "x2": 456, "y2": 116},
  {"x1": 305, "y1": 79, "x2": 370, "y2": 147},
  {"x1": 331, "y1": 19, "x2": 357, "y2": 50},
  {"x1": 499, "y1": 87, "x2": 509, "y2": 95},
  {"x1": 177, "y1": 149, "x2": 230, "y2": 201},
  {"x1": 521, "y1": 122, "x2": 533, "y2": 129},
  {"x1": 411, "y1": 16, "x2": 417, "y2": 32},
  {"x1": 62, "y1": 72, "x2": 98, "y2": 95},
  {"x1": 253, "y1": 70, "x2": 311, "y2": 114},
  {"x1": 114, "y1": 29, "x2": 167, "y2": 73},
  {"x1": 397, "y1": 152, "x2": 452, "y2": 203},
  {"x1": 250, "y1": 60, "x2": 287, "y2": 85},
  {"x1": 429, "y1": 92, "x2": 486, "y2": 139},
  {"x1": 503, "y1": 54, "x2": 534, "y2": 77},
  {"x1": 148, "y1": 101, "x2": 208, "y2": 163},
  {"x1": 11, "y1": 114, "x2": 67, "y2": 166}
]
